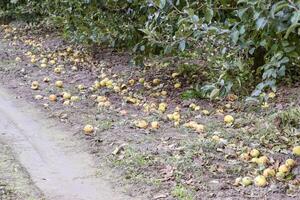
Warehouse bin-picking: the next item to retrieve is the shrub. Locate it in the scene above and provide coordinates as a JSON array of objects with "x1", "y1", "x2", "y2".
[{"x1": 1, "y1": 0, "x2": 300, "y2": 99}]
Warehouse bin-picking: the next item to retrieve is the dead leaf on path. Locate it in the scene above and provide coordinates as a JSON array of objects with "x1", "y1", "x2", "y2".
[
  {"x1": 112, "y1": 143, "x2": 126, "y2": 155},
  {"x1": 153, "y1": 193, "x2": 168, "y2": 199},
  {"x1": 160, "y1": 165, "x2": 175, "y2": 181}
]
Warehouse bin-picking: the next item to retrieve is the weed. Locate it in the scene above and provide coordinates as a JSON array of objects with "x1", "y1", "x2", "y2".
[
  {"x1": 171, "y1": 184, "x2": 194, "y2": 200},
  {"x1": 97, "y1": 119, "x2": 113, "y2": 131},
  {"x1": 277, "y1": 107, "x2": 300, "y2": 129}
]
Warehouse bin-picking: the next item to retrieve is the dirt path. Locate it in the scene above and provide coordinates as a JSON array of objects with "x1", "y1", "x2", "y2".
[
  {"x1": 0, "y1": 140, "x2": 44, "y2": 200},
  {"x1": 0, "y1": 87, "x2": 132, "y2": 200}
]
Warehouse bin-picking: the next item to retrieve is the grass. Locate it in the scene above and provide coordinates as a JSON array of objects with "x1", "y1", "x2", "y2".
[
  {"x1": 113, "y1": 147, "x2": 154, "y2": 168},
  {"x1": 0, "y1": 183, "x2": 15, "y2": 199},
  {"x1": 277, "y1": 106, "x2": 300, "y2": 129},
  {"x1": 107, "y1": 103, "x2": 300, "y2": 199},
  {"x1": 171, "y1": 184, "x2": 195, "y2": 200},
  {"x1": 97, "y1": 119, "x2": 113, "y2": 131},
  {"x1": 111, "y1": 147, "x2": 162, "y2": 186}
]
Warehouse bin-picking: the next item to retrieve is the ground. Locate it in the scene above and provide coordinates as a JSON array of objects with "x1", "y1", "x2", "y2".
[
  {"x1": 0, "y1": 86, "x2": 131, "y2": 200},
  {"x1": 0, "y1": 141, "x2": 44, "y2": 200},
  {"x1": 0, "y1": 22, "x2": 299, "y2": 199}
]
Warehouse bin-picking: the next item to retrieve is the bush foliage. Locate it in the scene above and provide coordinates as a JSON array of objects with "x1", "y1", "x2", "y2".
[{"x1": 1, "y1": 0, "x2": 300, "y2": 98}]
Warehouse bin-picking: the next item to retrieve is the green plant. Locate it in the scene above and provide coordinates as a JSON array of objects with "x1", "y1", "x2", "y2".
[
  {"x1": 231, "y1": 0, "x2": 300, "y2": 96},
  {"x1": 2, "y1": 0, "x2": 300, "y2": 99},
  {"x1": 277, "y1": 107, "x2": 300, "y2": 129},
  {"x1": 171, "y1": 184, "x2": 194, "y2": 200}
]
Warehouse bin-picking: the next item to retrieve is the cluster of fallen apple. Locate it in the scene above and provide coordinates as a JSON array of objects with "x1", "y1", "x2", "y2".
[
  {"x1": 223, "y1": 114, "x2": 300, "y2": 188},
  {"x1": 235, "y1": 146, "x2": 300, "y2": 187},
  {"x1": 15, "y1": 37, "x2": 214, "y2": 136}
]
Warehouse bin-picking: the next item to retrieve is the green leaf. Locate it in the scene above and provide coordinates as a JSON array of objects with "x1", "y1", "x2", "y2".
[
  {"x1": 231, "y1": 30, "x2": 239, "y2": 44},
  {"x1": 291, "y1": 10, "x2": 300, "y2": 24},
  {"x1": 270, "y1": 1, "x2": 289, "y2": 19},
  {"x1": 251, "y1": 89, "x2": 261, "y2": 97},
  {"x1": 205, "y1": 8, "x2": 214, "y2": 23},
  {"x1": 256, "y1": 17, "x2": 267, "y2": 30},
  {"x1": 209, "y1": 88, "x2": 220, "y2": 99},
  {"x1": 159, "y1": 0, "x2": 166, "y2": 9},
  {"x1": 284, "y1": 23, "x2": 300, "y2": 39},
  {"x1": 237, "y1": 7, "x2": 248, "y2": 19},
  {"x1": 179, "y1": 40, "x2": 186, "y2": 51}
]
